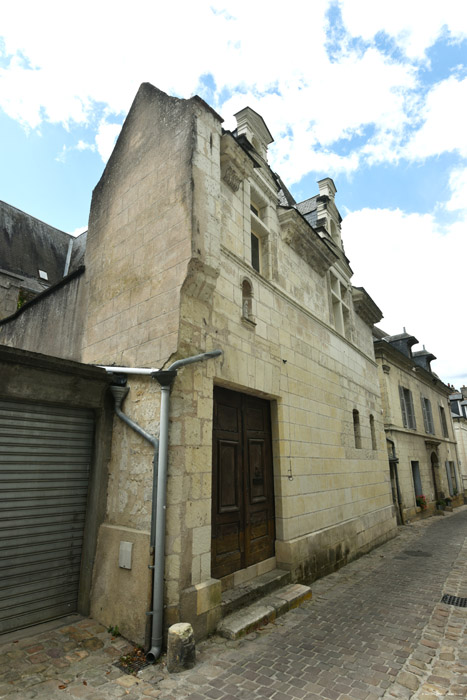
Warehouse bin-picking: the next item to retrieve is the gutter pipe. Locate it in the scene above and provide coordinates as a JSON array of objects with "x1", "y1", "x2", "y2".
[
  {"x1": 109, "y1": 385, "x2": 159, "y2": 548},
  {"x1": 99, "y1": 366, "x2": 159, "y2": 375},
  {"x1": 147, "y1": 349, "x2": 222, "y2": 662},
  {"x1": 101, "y1": 349, "x2": 223, "y2": 663}
]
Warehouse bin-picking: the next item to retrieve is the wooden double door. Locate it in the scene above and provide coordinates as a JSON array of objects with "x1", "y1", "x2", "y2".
[{"x1": 211, "y1": 387, "x2": 275, "y2": 579}]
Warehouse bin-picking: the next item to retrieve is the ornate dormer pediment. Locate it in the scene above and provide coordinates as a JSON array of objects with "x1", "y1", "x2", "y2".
[
  {"x1": 220, "y1": 132, "x2": 255, "y2": 192},
  {"x1": 233, "y1": 107, "x2": 274, "y2": 162},
  {"x1": 278, "y1": 207, "x2": 338, "y2": 276}
]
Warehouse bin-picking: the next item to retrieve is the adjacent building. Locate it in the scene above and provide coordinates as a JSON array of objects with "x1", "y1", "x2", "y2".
[
  {"x1": 374, "y1": 329, "x2": 461, "y2": 523},
  {"x1": 449, "y1": 387, "x2": 467, "y2": 495},
  {"x1": 0, "y1": 200, "x2": 86, "y2": 319}
]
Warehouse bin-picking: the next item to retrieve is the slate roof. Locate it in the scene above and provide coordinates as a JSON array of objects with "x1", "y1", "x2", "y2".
[
  {"x1": 0, "y1": 200, "x2": 85, "y2": 286},
  {"x1": 295, "y1": 196, "x2": 319, "y2": 228}
]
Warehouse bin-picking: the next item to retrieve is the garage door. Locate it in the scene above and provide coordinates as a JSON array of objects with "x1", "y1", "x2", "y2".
[{"x1": 0, "y1": 399, "x2": 94, "y2": 634}]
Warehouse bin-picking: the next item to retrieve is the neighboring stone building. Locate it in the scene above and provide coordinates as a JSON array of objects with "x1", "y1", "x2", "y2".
[
  {"x1": 0, "y1": 200, "x2": 86, "y2": 319},
  {"x1": 1, "y1": 83, "x2": 397, "y2": 645},
  {"x1": 374, "y1": 330, "x2": 461, "y2": 523},
  {"x1": 449, "y1": 387, "x2": 467, "y2": 495}
]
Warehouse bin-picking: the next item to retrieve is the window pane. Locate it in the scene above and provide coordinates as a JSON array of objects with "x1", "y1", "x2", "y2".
[{"x1": 251, "y1": 233, "x2": 260, "y2": 272}]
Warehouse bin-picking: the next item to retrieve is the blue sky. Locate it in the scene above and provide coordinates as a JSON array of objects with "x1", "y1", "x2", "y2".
[{"x1": 0, "y1": 0, "x2": 466, "y2": 386}]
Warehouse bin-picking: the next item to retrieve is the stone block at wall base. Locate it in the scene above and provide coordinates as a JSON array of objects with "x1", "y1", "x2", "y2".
[
  {"x1": 275, "y1": 507, "x2": 396, "y2": 583},
  {"x1": 90, "y1": 523, "x2": 152, "y2": 646},
  {"x1": 180, "y1": 578, "x2": 222, "y2": 641}
]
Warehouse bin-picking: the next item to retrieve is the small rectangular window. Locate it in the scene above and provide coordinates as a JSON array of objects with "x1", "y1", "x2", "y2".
[
  {"x1": 400, "y1": 387, "x2": 416, "y2": 430},
  {"x1": 421, "y1": 397, "x2": 434, "y2": 434},
  {"x1": 439, "y1": 405, "x2": 449, "y2": 438},
  {"x1": 251, "y1": 232, "x2": 260, "y2": 272}
]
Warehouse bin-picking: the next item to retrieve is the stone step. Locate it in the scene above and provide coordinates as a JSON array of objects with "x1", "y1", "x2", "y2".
[
  {"x1": 221, "y1": 569, "x2": 291, "y2": 618},
  {"x1": 217, "y1": 583, "x2": 312, "y2": 640}
]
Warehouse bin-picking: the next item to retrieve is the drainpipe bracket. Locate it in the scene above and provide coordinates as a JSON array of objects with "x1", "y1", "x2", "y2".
[{"x1": 152, "y1": 370, "x2": 177, "y2": 387}]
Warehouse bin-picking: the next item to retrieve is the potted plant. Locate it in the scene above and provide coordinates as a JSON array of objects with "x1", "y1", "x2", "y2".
[{"x1": 416, "y1": 495, "x2": 427, "y2": 510}]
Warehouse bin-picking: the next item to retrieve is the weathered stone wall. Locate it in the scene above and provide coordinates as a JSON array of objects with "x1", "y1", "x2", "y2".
[
  {"x1": 0, "y1": 270, "x2": 23, "y2": 318},
  {"x1": 81, "y1": 83, "x2": 211, "y2": 369},
  {"x1": 0, "y1": 268, "x2": 86, "y2": 361},
  {"x1": 84, "y1": 85, "x2": 224, "y2": 644}
]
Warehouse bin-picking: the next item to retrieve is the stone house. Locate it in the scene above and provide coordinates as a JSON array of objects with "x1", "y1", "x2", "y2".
[
  {"x1": 373, "y1": 330, "x2": 461, "y2": 523},
  {"x1": 0, "y1": 83, "x2": 397, "y2": 646},
  {"x1": 449, "y1": 387, "x2": 467, "y2": 495}
]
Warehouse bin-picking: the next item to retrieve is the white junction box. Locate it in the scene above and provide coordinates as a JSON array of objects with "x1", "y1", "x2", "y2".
[{"x1": 119, "y1": 541, "x2": 133, "y2": 570}]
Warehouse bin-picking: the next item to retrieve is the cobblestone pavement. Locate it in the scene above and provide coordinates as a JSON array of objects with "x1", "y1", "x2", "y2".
[{"x1": 1, "y1": 508, "x2": 467, "y2": 700}]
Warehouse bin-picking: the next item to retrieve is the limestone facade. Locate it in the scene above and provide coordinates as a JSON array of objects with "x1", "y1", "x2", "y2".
[
  {"x1": 1, "y1": 83, "x2": 398, "y2": 646},
  {"x1": 374, "y1": 332, "x2": 460, "y2": 523},
  {"x1": 79, "y1": 84, "x2": 396, "y2": 643}
]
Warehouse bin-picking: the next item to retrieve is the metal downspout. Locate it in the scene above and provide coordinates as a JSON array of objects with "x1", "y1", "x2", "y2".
[
  {"x1": 110, "y1": 384, "x2": 159, "y2": 539},
  {"x1": 109, "y1": 386, "x2": 160, "y2": 548},
  {"x1": 146, "y1": 349, "x2": 222, "y2": 662}
]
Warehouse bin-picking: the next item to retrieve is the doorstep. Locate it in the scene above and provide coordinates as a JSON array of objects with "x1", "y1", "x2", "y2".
[{"x1": 217, "y1": 568, "x2": 312, "y2": 640}]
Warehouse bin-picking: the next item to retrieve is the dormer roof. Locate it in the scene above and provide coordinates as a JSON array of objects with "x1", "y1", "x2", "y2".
[
  {"x1": 413, "y1": 349, "x2": 437, "y2": 373},
  {"x1": 383, "y1": 331, "x2": 419, "y2": 359}
]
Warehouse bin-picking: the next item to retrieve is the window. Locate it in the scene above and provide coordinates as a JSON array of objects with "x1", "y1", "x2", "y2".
[
  {"x1": 249, "y1": 193, "x2": 269, "y2": 275},
  {"x1": 369, "y1": 414, "x2": 377, "y2": 450},
  {"x1": 399, "y1": 386, "x2": 416, "y2": 430},
  {"x1": 411, "y1": 461, "x2": 423, "y2": 498},
  {"x1": 446, "y1": 461, "x2": 458, "y2": 496},
  {"x1": 353, "y1": 410, "x2": 361, "y2": 449},
  {"x1": 251, "y1": 232, "x2": 260, "y2": 272},
  {"x1": 439, "y1": 405, "x2": 449, "y2": 438},
  {"x1": 330, "y1": 273, "x2": 350, "y2": 337},
  {"x1": 421, "y1": 397, "x2": 434, "y2": 434}
]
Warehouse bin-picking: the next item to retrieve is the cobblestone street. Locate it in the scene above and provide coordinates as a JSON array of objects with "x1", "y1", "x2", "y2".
[{"x1": 1, "y1": 508, "x2": 467, "y2": 700}]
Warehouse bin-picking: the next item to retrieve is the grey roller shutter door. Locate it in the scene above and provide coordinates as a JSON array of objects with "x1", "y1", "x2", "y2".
[{"x1": 0, "y1": 399, "x2": 94, "y2": 634}]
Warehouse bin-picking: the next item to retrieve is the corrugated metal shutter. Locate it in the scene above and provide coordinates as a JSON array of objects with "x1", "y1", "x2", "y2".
[{"x1": 0, "y1": 399, "x2": 94, "y2": 634}]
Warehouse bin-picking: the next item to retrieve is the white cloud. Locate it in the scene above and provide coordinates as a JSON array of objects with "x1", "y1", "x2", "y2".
[
  {"x1": 0, "y1": 0, "x2": 465, "y2": 181},
  {"x1": 405, "y1": 76, "x2": 467, "y2": 160},
  {"x1": 343, "y1": 206, "x2": 467, "y2": 385},
  {"x1": 76, "y1": 140, "x2": 96, "y2": 152},
  {"x1": 95, "y1": 121, "x2": 122, "y2": 162},
  {"x1": 446, "y1": 167, "x2": 467, "y2": 212},
  {"x1": 338, "y1": 0, "x2": 467, "y2": 60}
]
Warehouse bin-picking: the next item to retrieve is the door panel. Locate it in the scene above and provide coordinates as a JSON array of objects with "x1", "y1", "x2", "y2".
[
  {"x1": 212, "y1": 387, "x2": 274, "y2": 579},
  {"x1": 218, "y1": 441, "x2": 240, "y2": 512}
]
